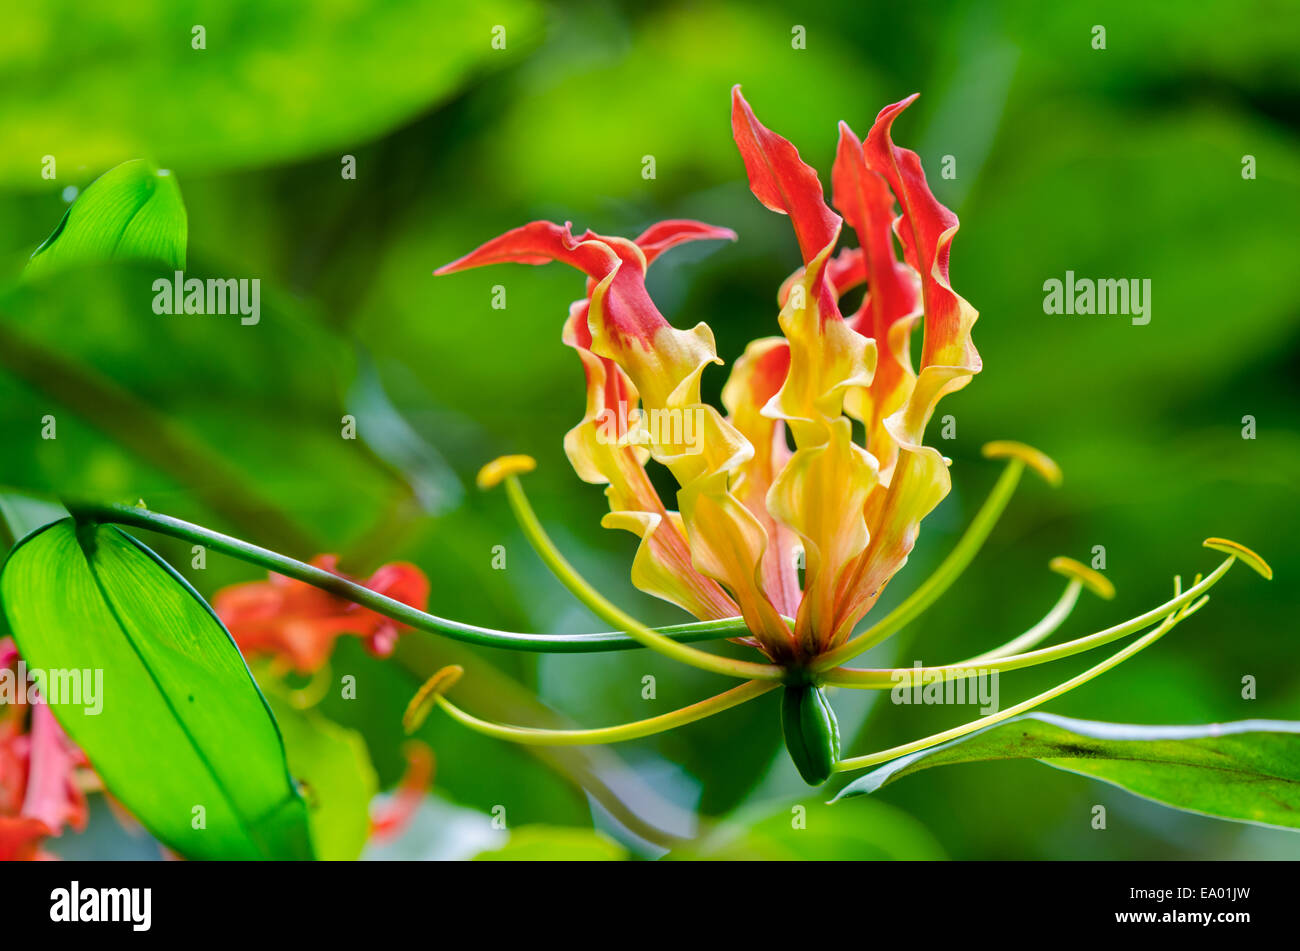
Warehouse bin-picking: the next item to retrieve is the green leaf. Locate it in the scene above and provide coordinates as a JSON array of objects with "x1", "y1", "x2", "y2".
[
  {"x1": 0, "y1": 519, "x2": 312, "y2": 859},
  {"x1": 472, "y1": 825, "x2": 628, "y2": 861},
  {"x1": 0, "y1": 0, "x2": 542, "y2": 183},
  {"x1": 266, "y1": 693, "x2": 377, "y2": 861},
  {"x1": 25, "y1": 160, "x2": 186, "y2": 279},
  {"x1": 833, "y1": 713, "x2": 1300, "y2": 831}
]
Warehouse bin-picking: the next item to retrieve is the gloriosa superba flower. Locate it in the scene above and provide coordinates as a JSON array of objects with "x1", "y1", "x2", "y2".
[{"x1": 414, "y1": 87, "x2": 1272, "y2": 785}]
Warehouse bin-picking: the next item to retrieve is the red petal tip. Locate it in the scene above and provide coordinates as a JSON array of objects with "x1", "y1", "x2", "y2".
[{"x1": 875, "y1": 93, "x2": 921, "y2": 125}]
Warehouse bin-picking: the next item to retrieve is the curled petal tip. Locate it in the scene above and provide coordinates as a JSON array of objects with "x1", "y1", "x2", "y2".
[
  {"x1": 1049, "y1": 556, "x2": 1115, "y2": 600},
  {"x1": 433, "y1": 255, "x2": 473, "y2": 276},
  {"x1": 982, "y1": 440, "x2": 1062, "y2": 486},
  {"x1": 476, "y1": 454, "x2": 537, "y2": 490},
  {"x1": 1203, "y1": 538, "x2": 1273, "y2": 580},
  {"x1": 403, "y1": 665, "x2": 465, "y2": 734}
]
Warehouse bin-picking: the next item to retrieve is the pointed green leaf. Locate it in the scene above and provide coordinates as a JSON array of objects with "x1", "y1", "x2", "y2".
[
  {"x1": 25, "y1": 160, "x2": 186, "y2": 279},
  {"x1": 0, "y1": 519, "x2": 312, "y2": 859},
  {"x1": 833, "y1": 713, "x2": 1300, "y2": 831}
]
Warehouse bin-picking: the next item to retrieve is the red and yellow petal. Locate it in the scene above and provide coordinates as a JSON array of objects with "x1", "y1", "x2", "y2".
[
  {"x1": 832, "y1": 120, "x2": 923, "y2": 476},
  {"x1": 731, "y1": 88, "x2": 876, "y2": 438},
  {"x1": 830, "y1": 439, "x2": 951, "y2": 646},
  {"x1": 633, "y1": 220, "x2": 737, "y2": 265},
  {"x1": 677, "y1": 469, "x2": 796, "y2": 661},
  {"x1": 601, "y1": 509, "x2": 738, "y2": 623},
  {"x1": 436, "y1": 220, "x2": 712, "y2": 412},
  {"x1": 862, "y1": 95, "x2": 980, "y2": 445},
  {"x1": 731, "y1": 85, "x2": 840, "y2": 266},
  {"x1": 545, "y1": 232, "x2": 746, "y2": 622},
  {"x1": 766, "y1": 417, "x2": 879, "y2": 655},
  {"x1": 778, "y1": 246, "x2": 869, "y2": 309},
  {"x1": 721, "y1": 337, "x2": 801, "y2": 617},
  {"x1": 768, "y1": 246, "x2": 877, "y2": 440},
  {"x1": 562, "y1": 300, "x2": 739, "y2": 621}
]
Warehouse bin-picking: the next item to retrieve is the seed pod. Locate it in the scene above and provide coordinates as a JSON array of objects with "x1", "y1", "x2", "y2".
[{"x1": 781, "y1": 684, "x2": 840, "y2": 785}]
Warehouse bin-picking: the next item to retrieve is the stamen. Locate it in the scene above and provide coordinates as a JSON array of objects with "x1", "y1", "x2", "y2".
[
  {"x1": 954, "y1": 555, "x2": 1116, "y2": 665},
  {"x1": 833, "y1": 586, "x2": 1200, "y2": 773},
  {"x1": 487, "y1": 461, "x2": 785, "y2": 681},
  {"x1": 477, "y1": 454, "x2": 537, "y2": 489},
  {"x1": 429, "y1": 678, "x2": 779, "y2": 746},
  {"x1": 982, "y1": 440, "x2": 1063, "y2": 486},
  {"x1": 403, "y1": 664, "x2": 464, "y2": 733},
  {"x1": 823, "y1": 555, "x2": 1234, "y2": 688},
  {"x1": 813, "y1": 442, "x2": 1060, "y2": 671},
  {"x1": 1203, "y1": 537, "x2": 1273, "y2": 580},
  {"x1": 1049, "y1": 555, "x2": 1114, "y2": 600}
]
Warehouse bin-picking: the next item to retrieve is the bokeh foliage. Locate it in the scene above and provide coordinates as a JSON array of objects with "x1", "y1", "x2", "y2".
[{"x1": 1, "y1": 0, "x2": 1297, "y2": 859}]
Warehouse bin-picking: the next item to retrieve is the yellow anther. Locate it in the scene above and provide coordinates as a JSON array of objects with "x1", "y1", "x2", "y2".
[
  {"x1": 403, "y1": 665, "x2": 464, "y2": 734},
  {"x1": 981, "y1": 441, "x2": 1062, "y2": 487},
  {"x1": 1049, "y1": 556, "x2": 1115, "y2": 600},
  {"x1": 1203, "y1": 538, "x2": 1273, "y2": 580},
  {"x1": 476, "y1": 454, "x2": 537, "y2": 490}
]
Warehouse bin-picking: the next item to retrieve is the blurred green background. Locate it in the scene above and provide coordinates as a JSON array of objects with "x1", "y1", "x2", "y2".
[{"x1": 1, "y1": 0, "x2": 1297, "y2": 859}]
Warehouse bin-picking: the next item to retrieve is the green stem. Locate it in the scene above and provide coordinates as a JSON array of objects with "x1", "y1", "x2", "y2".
[
  {"x1": 813, "y1": 459, "x2": 1026, "y2": 672},
  {"x1": 435, "y1": 679, "x2": 779, "y2": 746},
  {"x1": 500, "y1": 477, "x2": 785, "y2": 681},
  {"x1": 66, "y1": 501, "x2": 749, "y2": 654}
]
